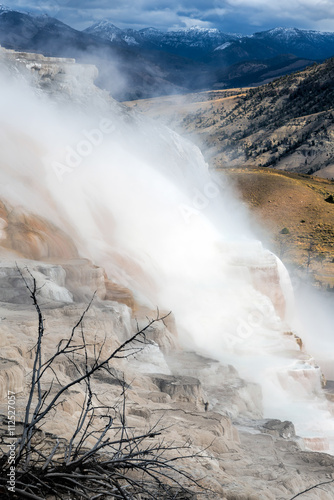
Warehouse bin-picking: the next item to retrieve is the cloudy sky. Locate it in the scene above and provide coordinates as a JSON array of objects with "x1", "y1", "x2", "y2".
[{"x1": 9, "y1": 0, "x2": 334, "y2": 33}]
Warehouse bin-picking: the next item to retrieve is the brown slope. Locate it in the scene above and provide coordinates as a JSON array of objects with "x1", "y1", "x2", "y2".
[{"x1": 224, "y1": 168, "x2": 334, "y2": 287}]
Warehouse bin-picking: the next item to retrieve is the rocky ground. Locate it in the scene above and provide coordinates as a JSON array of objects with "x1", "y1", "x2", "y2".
[
  {"x1": 1, "y1": 296, "x2": 334, "y2": 499},
  {"x1": 0, "y1": 239, "x2": 333, "y2": 499}
]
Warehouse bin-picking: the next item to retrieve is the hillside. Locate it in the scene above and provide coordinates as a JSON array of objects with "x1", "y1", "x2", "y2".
[
  {"x1": 126, "y1": 57, "x2": 334, "y2": 176},
  {"x1": 225, "y1": 169, "x2": 334, "y2": 288}
]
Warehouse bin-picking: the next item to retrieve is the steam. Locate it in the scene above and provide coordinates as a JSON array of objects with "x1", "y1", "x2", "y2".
[
  {"x1": 294, "y1": 283, "x2": 334, "y2": 380},
  {"x1": 0, "y1": 55, "x2": 333, "y2": 452}
]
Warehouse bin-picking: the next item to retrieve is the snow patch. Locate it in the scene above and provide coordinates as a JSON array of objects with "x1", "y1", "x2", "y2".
[{"x1": 214, "y1": 42, "x2": 232, "y2": 51}]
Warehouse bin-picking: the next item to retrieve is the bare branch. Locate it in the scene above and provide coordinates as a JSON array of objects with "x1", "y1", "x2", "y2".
[
  {"x1": 0, "y1": 269, "x2": 202, "y2": 500},
  {"x1": 289, "y1": 479, "x2": 334, "y2": 499}
]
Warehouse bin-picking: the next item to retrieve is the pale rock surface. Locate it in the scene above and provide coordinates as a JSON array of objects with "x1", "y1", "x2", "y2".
[
  {"x1": 128, "y1": 342, "x2": 172, "y2": 375},
  {"x1": 166, "y1": 351, "x2": 263, "y2": 418},
  {"x1": 0, "y1": 260, "x2": 73, "y2": 304},
  {"x1": 0, "y1": 248, "x2": 334, "y2": 499}
]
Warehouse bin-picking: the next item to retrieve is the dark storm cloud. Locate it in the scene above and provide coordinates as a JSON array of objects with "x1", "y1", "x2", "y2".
[{"x1": 9, "y1": 0, "x2": 334, "y2": 33}]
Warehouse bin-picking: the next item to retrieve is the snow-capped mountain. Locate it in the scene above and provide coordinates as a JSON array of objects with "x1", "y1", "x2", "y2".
[
  {"x1": 254, "y1": 27, "x2": 334, "y2": 50},
  {"x1": 0, "y1": 4, "x2": 11, "y2": 13},
  {"x1": 141, "y1": 26, "x2": 241, "y2": 58},
  {"x1": 255, "y1": 26, "x2": 334, "y2": 43},
  {"x1": 139, "y1": 25, "x2": 239, "y2": 47},
  {"x1": 85, "y1": 21, "x2": 334, "y2": 63},
  {"x1": 84, "y1": 20, "x2": 139, "y2": 46},
  {"x1": 84, "y1": 21, "x2": 241, "y2": 59},
  {"x1": 213, "y1": 26, "x2": 334, "y2": 63}
]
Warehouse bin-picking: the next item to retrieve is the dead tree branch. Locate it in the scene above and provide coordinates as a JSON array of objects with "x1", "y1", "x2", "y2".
[
  {"x1": 0, "y1": 267, "x2": 206, "y2": 499},
  {"x1": 289, "y1": 479, "x2": 334, "y2": 499}
]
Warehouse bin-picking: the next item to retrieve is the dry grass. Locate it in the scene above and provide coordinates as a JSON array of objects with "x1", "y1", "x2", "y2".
[{"x1": 224, "y1": 168, "x2": 334, "y2": 287}]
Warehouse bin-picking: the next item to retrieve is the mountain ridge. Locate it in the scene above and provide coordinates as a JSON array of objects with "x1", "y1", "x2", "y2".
[
  {"x1": 85, "y1": 20, "x2": 334, "y2": 62},
  {"x1": 84, "y1": 20, "x2": 241, "y2": 60}
]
